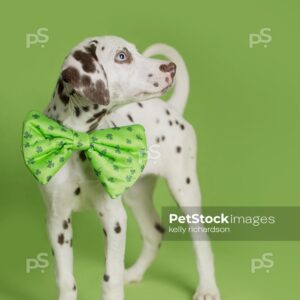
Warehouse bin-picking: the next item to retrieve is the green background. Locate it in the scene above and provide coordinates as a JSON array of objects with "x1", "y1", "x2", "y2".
[{"x1": 0, "y1": 0, "x2": 299, "y2": 299}]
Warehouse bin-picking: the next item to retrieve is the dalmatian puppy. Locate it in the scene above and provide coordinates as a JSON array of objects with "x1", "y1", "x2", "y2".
[{"x1": 42, "y1": 36, "x2": 220, "y2": 300}]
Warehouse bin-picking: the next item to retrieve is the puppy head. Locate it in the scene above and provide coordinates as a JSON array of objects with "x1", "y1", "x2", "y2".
[{"x1": 58, "y1": 36, "x2": 176, "y2": 107}]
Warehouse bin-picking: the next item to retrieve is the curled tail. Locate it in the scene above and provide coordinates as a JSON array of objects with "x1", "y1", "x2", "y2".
[{"x1": 143, "y1": 44, "x2": 189, "y2": 115}]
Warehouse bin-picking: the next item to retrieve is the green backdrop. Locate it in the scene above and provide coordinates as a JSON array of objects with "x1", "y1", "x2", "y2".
[{"x1": 0, "y1": 0, "x2": 299, "y2": 299}]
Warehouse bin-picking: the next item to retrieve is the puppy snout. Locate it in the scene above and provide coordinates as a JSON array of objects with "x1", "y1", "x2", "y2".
[{"x1": 159, "y1": 62, "x2": 176, "y2": 78}]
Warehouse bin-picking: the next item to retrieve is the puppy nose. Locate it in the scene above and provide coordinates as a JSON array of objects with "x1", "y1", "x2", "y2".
[{"x1": 159, "y1": 62, "x2": 177, "y2": 78}]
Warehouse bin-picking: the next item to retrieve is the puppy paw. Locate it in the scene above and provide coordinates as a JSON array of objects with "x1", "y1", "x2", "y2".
[
  {"x1": 193, "y1": 286, "x2": 221, "y2": 300},
  {"x1": 124, "y1": 268, "x2": 143, "y2": 284}
]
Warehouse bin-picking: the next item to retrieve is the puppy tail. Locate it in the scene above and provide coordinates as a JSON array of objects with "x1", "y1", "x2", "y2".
[{"x1": 143, "y1": 44, "x2": 189, "y2": 115}]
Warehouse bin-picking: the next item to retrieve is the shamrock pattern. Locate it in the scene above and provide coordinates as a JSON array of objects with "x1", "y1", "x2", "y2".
[{"x1": 22, "y1": 111, "x2": 148, "y2": 199}]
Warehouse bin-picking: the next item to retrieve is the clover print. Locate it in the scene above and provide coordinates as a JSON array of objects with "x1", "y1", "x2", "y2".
[
  {"x1": 136, "y1": 134, "x2": 143, "y2": 141},
  {"x1": 24, "y1": 142, "x2": 30, "y2": 148},
  {"x1": 59, "y1": 157, "x2": 65, "y2": 163},
  {"x1": 106, "y1": 133, "x2": 113, "y2": 140},
  {"x1": 47, "y1": 160, "x2": 55, "y2": 168},
  {"x1": 126, "y1": 127, "x2": 133, "y2": 132},
  {"x1": 32, "y1": 114, "x2": 40, "y2": 119},
  {"x1": 130, "y1": 169, "x2": 136, "y2": 175},
  {"x1": 115, "y1": 145, "x2": 121, "y2": 154},
  {"x1": 27, "y1": 158, "x2": 35, "y2": 165},
  {"x1": 94, "y1": 169, "x2": 102, "y2": 177},
  {"x1": 77, "y1": 141, "x2": 83, "y2": 148},
  {"x1": 127, "y1": 157, "x2": 133, "y2": 164},
  {"x1": 35, "y1": 169, "x2": 41, "y2": 176},
  {"x1": 46, "y1": 175, "x2": 52, "y2": 182},
  {"x1": 108, "y1": 177, "x2": 115, "y2": 183},
  {"x1": 126, "y1": 139, "x2": 132, "y2": 144},
  {"x1": 36, "y1": 146, "x2": 43, "y2": 153},
  {"x1": 99, "y1": 149, "x2": 107, "y2": 157},
  {"x1": 113, "y1": 164, "x2": 119, "y2": 171},
  {"x1": 24, "y1": 131, "x2": 32, "y2": 139},
  {"x1": 48, "y1": 125, "x2": 54, "y2": 131},
  {"x1": 91, "y1": 136, "x2": 98, "y2": 142},
  {"x1": 126, "y1": 175, "x2": 133, "y2": 182}
]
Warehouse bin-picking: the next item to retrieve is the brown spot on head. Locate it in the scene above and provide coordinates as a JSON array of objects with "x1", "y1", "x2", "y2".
[
  {"x1": 61, "y1": 67, "x2": 80, "y2": 86},
  {"x1": 153, "y1": 82, "x2": 159, "y2": 87},
  {"x1": 83, "y1": 79, "x2": 110, "y2": 105},
  {"x1": 73, "y1": 50, "x2": 96, "y2": 73},
  {"x1": 58, "y1": 233, "x2": 64, "y2": 245},
  {"x1": 85, "y1": 44, "x2": 98, "y2": 61},
  {"x1": 81, "y1": 75, "x2": 91, "y2": 86}
]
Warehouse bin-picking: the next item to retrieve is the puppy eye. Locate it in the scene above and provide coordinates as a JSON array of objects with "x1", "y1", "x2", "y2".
[{"x1": 115, "y1": 51, "x2": 127, "y2": 62}]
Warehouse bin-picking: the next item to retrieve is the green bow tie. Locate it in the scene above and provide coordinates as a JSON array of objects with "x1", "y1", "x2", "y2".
[{"x1": 22, "y1": 111, "x2": 147, "y2": 199}]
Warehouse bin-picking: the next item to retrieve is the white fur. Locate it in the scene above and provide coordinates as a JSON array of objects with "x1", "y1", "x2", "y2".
[{"x1": 41, "y1": 36, "x2": 220, "y2": 300}]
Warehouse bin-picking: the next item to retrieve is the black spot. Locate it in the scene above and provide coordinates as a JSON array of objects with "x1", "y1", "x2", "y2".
[
  {"x1": 58, "y1": 233, "x2": 64, "y2": 245},
  {"x1": 169, "y1": 120, "x2": 173, "y2": 126},
  {"x1": 74, "y1": 187, "x2": 81, "y2": 195},
  {"x1": 165, "y1": 109, "x2": 170, "y2": 115},
  {"x1": 186, "y1": 177, "x2": 191, "y2": 184},
  {"x1": 74, "y1": 106, "x2": 81, "y2": 117},
  {"x1": 86, "y1": 109, "x2": 107, "y2": 123},
  {"x1": 73, "y1": 284, "x2": 77, "y2": 291},
  {"x1": 180, "y1": 124, "x2": 185, "y2": 130},
  {"x1": 88, "y1": 121, "x2": 99, "y2": 132},
  {"x1": 127, "y1": 114, "x2": 134, "y2": 123},
  {"x1": 103, "y1": 228, "x2": 107, "y2": 237},
  {"x1": 114, "y1": 222, "x2": 121, "y2": 234},
  {"x1": 111, "y1": 121, "x2": 117, "y2": 128},
  {"x1": 99, "y1": 212, "x2": 103, "y2": 217},
  {"x1": 148, "y1": 74, "x2": 153, "y2": 77},
  {"x1": 82, "y1": 106, "x2": 89, "y2": 112},
  {"x1": 103, "y1": 274, "x2": 110, "y2": 282},
  {"x1": 91, "y1": 40, "x2": 98, "y2": 44},
  {"x1": 175, "y1": 120, "x2": 179, "y2": 125},
  {"x1": 70, "y1": 239, "x2": 73, "y2": 247},
  {"x1": 101, "y1": 46, "x2": 105, "y2": 51},
  {"x1": 51, "y1": 248, "x2": 55, "y2": 256},
  {"x1": 68, "y1": 218, "x2": 71, "y2": 224},
  {"x1": 53, "y1": 105, "x2": 56, "y2": 111},
  {"x1": 79, "y1": 151, "x2": 87, "y2": 161},
  {"x1": 161, "y1": 135, "x2": 165, "y2": 141},
  {"x1": 94, "y1": 104, "x2": 99, "y2": 110},
  {"x1": 176, "y1": 146, "x2": 181, "y2": 153},
  {"x1": 156, "y1": 137, "x2": 160, "y2": 143},
  {"x1": 63, "y1": 220, "x2": 69, "y2": 229},
  {"x1": 137, "y1": 102, "x2": 143, "y2": 108},
  {"x1": 153, "y1": 82, "x2": 159, "y2": 87},
  {"x1": 155, "y1": 223, "x2": 165, "y2": 234}
]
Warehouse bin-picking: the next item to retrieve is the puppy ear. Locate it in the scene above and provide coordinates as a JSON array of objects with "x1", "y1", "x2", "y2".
[{"x1": 59, "y1": 41, "x2": 110, "y2": 105}]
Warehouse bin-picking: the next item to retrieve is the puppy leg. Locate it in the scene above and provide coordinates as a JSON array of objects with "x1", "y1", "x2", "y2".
[
  {"x1": 93, "y1": 194, "x2": 127, "y2": 300},
  {"x1": 122, "y1": 175, "x2": 162, "y2": 284},
  {"x1": 47, "y1": 207, "x2": 76, "y2": 300},
  {"x1": 167, "y1": 171, "x2": 221, "y2": 300}
]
